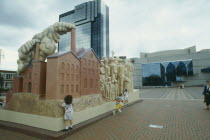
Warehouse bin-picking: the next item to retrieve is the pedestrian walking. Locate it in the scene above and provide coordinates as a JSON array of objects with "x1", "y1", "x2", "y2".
[{"x1": 202, "y1": 81, "x2": 210, "y2": 110}]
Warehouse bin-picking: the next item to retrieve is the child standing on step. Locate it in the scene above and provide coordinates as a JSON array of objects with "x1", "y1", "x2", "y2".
[
  {"x1": 59, "y1": 95, "x2": 74, "y2": 131},
  {"x1": 113, "y1": 93, "x2": 124, "y2": 115},
  {"x1": 123, "y1": 89, "x2": 129, "y2": 105}
]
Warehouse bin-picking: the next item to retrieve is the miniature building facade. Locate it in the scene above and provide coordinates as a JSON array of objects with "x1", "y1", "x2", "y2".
[
  {"x1": 46, "y1": 52, "x2": 81, "y2": 100},
  {"x1": 12, "y1": 75, "x2": 23, "y2": 94},
  {"x1": 21, "y1": 67, "x2": 33, "y2": 93},
  {"x1": 11, "y1": 28, "x2": 100, "y2": 101},
  {"x1": 77, "y1": 49, "x2": 100, "y2": 95}
]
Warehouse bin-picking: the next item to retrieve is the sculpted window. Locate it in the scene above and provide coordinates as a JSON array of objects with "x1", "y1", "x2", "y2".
[
  {"x1": 29, "y1": 72, "x2": 31, "y2": 79},
  {"x1": 72, "y1": 64, "x2": 74, "y2": 71},
  {"x1": 92, "y1": 70, "x2": 94, "y2": 75},
  {"x1": 67, "y1": 63, "x2": 70, "y2": 71},
  {"x1": 76, "y1": 75, "x2": 79, "y2": 81},
  {"x1": 67, "y1": 74, "x2": 69, "y2": 81},
  {"x1": 28, "y1": 82, "x2": 32, "y2": 93},
  {"x1": 61, "y1": 85, "x2": 64, "y2": 94},
  {"x1": 61, "y1": 73, "x2": 64, "y2": 81},
  {"x1": 95, "y1": 79, "x2": 98, "y2": 88},
  {"x1": 76, "y1": 85, "x2": 78, "y2": 93},
  {"x1": 84, "y1": 59, "x2": 86, "y2": 65},
  {"x1": 71, "y1": 85, "x2": 74, "y2": 92},
  {"x1": 90, "y1": 79, "x2": 93, "y2": 88},
  {"x1": 84, "y1": 79, "x2": 87, "y2": 88},
  {"x1": 71, "y1": 74, "x2": 74, "y2": 82},
  {"x1": 66, "y1": 85, "x2": 69, "y2": 93},
  {"x1": 88, "y1": 69, "x2": 90, "y2": 75},
  {"x1": 61, "y1": 62, "x2": 65, "y2": 69}
]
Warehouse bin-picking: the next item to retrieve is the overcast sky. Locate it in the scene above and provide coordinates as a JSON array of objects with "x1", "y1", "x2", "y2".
[{"x1": 0, "y1": 0, "x2": 210, "y2": 71}]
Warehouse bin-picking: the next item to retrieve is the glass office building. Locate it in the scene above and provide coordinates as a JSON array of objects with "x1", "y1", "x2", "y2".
[
  {"x1": 142, "y1": 60, "x2": 193, "y2": 86},
  {"x1": 58, "y1": 0, "x2": 109, "y2": 60}
]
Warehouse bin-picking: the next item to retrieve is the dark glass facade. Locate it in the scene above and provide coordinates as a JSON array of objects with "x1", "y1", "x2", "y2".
[
  {"x1": 58, "y1": 0, "x2": 109, "y2": 60},
  {"x1": 142, "y1": 60, "x2": 193, "y2": 86}
]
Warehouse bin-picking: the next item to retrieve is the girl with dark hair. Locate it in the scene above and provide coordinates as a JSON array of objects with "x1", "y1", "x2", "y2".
[
  {"x1": 123, "y1": 89, "x2": 129, "y2": 105},
  {"x1": 59, "y1": 95, "x2": 74, "y2": 131},
  {"x1": 202, "y1": 81, "x2": 210, "y2": 110}
]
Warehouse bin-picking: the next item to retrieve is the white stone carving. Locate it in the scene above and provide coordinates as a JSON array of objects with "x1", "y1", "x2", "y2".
[
  {"x1": 17, "y1": 22, "x2": 76, "y2": 74},
  {"x1": 100, "y1": 57, "x2": 134, "y2": 100}
]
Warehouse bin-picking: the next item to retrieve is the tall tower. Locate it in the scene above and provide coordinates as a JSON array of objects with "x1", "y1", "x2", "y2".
[{"x1": 58, "y1": 0, "x2": 109, "y2": 60}]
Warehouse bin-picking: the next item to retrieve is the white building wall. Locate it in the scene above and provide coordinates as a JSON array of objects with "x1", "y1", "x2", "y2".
[
  {"x1": 132, "y1": 47, "x2": 210, "y2": 88},
  {"x1": 131, "y1": 58, "x2": 142, "y2": 89}
]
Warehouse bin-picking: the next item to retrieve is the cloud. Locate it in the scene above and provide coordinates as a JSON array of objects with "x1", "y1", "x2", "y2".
[
  {"x1": 1, "y1": 0, "x2": 210, "y2": 71},
  {"x1": 108, "y1": 0, "x2": 210, "y2": 58},
  {"x1": 0, "y1": 48, "x2": 18, "y2": 71}
]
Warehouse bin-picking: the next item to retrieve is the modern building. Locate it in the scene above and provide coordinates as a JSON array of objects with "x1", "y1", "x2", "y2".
[
  {"x1": 0, "y1": 70, "x2": 16, "y2": 90},
  {"x1": 131, "y1": 46, "x2": 210, "y2": 88},
  {"x1": 58, "y1": 0, "x2": 109, "y2": 60}
]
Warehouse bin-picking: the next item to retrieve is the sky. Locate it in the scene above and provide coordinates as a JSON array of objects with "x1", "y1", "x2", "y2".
[{"x1": 0, "y1": 0, "x2": 210, "y2": 71}]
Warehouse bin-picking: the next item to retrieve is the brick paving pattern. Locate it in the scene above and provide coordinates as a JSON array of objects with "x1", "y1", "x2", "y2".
[
  {"x1": 0, "y1": 128, "x2": 39, "y2": 140},
  {"x1": 1, "y1": 87, "x2": 210, "y2": 140}
]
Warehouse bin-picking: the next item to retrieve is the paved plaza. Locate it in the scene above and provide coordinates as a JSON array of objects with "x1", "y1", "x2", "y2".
[{"x1": 1, "y1": 87, "x2": 210, "y2": 140}]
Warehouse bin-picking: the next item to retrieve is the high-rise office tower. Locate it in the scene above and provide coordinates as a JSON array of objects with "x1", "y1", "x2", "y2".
[{"x1": 58, "y1": 0, "x2": 109, "y2": 60}]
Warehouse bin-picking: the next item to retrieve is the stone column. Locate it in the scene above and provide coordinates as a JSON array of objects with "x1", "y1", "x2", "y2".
[
  {"x1": 34, "y1": 43, "x2": 40, "y2": 61},
  {"x1": 32, "y1": 43, "x2": 47, "y2": 98},
  {"x1": 71, "y1": 28, "x2": 76, "y2": 53}
]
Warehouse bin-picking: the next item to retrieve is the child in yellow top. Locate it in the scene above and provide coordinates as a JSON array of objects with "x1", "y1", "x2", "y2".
[{"x1": 113, "y1": 93, "x2": 124, "y2": 115}]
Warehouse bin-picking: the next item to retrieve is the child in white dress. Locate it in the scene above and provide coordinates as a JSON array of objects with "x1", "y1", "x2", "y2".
[
  {"x1": 59, "y1": 95, "x2": 74, "y2": 131},
  {"x1": 124, "y1": 89, "x2": 129, "y2": 105}
]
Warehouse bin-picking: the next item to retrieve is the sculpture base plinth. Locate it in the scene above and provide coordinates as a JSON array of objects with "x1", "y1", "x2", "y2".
[{"x1": 0, "y1": 90, "x2": 140, "y2": 132}]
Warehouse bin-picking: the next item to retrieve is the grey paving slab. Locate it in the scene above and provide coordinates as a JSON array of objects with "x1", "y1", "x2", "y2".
[
  {"x1": 1, "y1": 87, "x2": 209, "y2": 140},
  {"x1": 139, "y1": 87, "x2": 204, "y2": 100},
  {"x1": 64, "y1": 99, "x2": 210, "y2": 140}
]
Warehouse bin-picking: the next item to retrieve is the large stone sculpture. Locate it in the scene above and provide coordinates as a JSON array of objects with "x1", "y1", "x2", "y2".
[
  {"x1": 117, "y1": 59, "x2": 125, "y2": 94},
  {"x1": 99, "y1": 57, "x2": 134, "y2": 100},
  {"x1": 102, "y1": 57, "x2": 110, "y2": 79},
  {"x1": 109, "y1": 57, "x2": 118, "y2": 81},
  {"x1": 124, "y1": 59, "x2": 134, "y2": 91},
  {"x1": 100, "y1": 61, "x2": 106, "y2": 82},
  {"x1": 17, "y1": 22, "x2": 76, "y2": 74}
]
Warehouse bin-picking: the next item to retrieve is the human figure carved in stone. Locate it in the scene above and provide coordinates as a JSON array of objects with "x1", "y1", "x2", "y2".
[
  {"x1": 100, "y1": 79, "x2": 105, "y2": 97},
  {"x1": 124, "y1": 59, "x2": 134, "y2": 92},
  {"x1": 117, "y1": 59, "x2": 125, "y2": 94},
  {"x1": 100, "y1": 61, "x2": 106, "y2": 82},
  {"x1": 17, "y1": 22, "x2": 76, "y2": 74},
  {"x1": 114, "y1": 80, "x2": 119, "y2": 98},
  {"x1": 111, "y1": 80, "x2": 116, "y2": 100},
  {"x1": 109, "y1": 57, "x2": 118, "y2": 82},
  {"x1": 114, "y1": 57, "x2": 119, "y2": 65},
  {"x1": 107, "y1": 77, "x2": 112, "y2": 99},
  {"x1": 102, "y1": 57, "x2": 110, "y2": 79},
  {"x1": 104, "y1": 78, "x2": 109, "y2": 98},
  {"x1": 123, "y1": 67, "x2": 130, "y2": 90}
]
